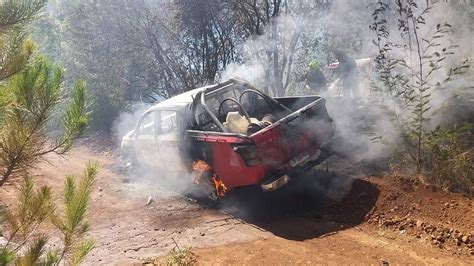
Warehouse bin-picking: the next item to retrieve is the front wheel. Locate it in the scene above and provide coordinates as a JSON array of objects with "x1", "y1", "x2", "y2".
[{"x1": 121, "y1": 149, "x2": 143, "y2": 180}]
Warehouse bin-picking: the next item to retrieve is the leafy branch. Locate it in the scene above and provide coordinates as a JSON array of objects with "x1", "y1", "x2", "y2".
[
  {"x1": 0, "y1": 57, "x2": 89, "y2": 186},
  {"x1": 0, "y1": 162, "x2": 98, "y2": 265}
]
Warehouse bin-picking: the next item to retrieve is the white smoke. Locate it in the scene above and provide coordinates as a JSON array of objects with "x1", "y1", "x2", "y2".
[
  {"x1": 113, "y1": 0, "x2": 472, "y2": 202},
  {"x1": 219, "y1": 0, "x2": 473, "y2": 162},
  {"x1": 220, "y1": 61, "x2": 265, "y2": 86}
]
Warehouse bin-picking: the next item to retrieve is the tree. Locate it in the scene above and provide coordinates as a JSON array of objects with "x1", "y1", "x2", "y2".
[
  {"x1": 173, "y1": 0, "x2": 241, "y2": 83},
  {"x1": 231, "y1": 0, "x2": 332, "y2": 96},
  {"x1": 0, "y1": 162, "x2": 98, "y2": 265},
  {"x1": 0, "y1": 1, "x2": 88, "y2": 186},
  {"x1": 38, "y1": 0, "x2": 191, "y2": 132},
  {"x1": 0, "y1": 0, "x2": 46, "y2": 80},
  {"x1": 54, "y1": 0, "x2": 129, "y2": 132},
  {"x1": 36, "y1": 0, "x2": 243, "y2": 131},
  {"x1": 0, "y1": 3, "x2": 95, "y2": 262},
  {"x1": 369, "y1": 0, "x2": 472, "y2": 192}
]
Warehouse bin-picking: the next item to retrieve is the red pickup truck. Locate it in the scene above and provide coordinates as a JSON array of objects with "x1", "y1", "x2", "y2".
[{"x1": 121, "y1": 79, "x2": 336, "y2": 199}]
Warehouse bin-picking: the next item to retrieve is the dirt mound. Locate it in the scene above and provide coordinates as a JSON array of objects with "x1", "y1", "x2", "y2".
[
  {"x1": 297, "y1": 157, "x2": 474, "y2": 256},
  {"x1": 364, "y1": 173, "x2": 473, "y2": 255}
]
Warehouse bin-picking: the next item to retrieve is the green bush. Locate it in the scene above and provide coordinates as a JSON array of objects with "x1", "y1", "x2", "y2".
[{"x1": 425, "y1": 124, "x2": 473, "y2": 195}]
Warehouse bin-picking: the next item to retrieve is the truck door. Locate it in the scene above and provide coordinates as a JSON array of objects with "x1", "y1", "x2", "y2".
[
  {"x1": 134, "y1": 110, "x2": 161, "y2": 169},
  {"x1": 155, "y1": 110, "x2": 186, "y2": 172}
]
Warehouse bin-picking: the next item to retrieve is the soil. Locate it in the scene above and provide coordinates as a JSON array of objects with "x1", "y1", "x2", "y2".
[{"x1": 1, "y1": 143, "x2": 472, "y2": 265}]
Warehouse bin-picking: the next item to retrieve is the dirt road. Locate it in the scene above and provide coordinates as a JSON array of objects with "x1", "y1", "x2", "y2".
[{"x1": 1, "y1": 144, "x2": 472, "y2": 265}]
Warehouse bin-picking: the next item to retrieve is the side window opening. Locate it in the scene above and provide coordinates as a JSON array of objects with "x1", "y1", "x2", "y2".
[
  {"x1": 137, "y1": 111, "x2": 156, "y2": 136},
  {"x1": 158, "y1": 110, "x2": 177, "y2": 135}
]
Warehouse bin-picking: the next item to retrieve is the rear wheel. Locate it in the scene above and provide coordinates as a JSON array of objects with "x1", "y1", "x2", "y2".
[{"x1": 189, "y1": 168, "x2": 222, "y2": 207}]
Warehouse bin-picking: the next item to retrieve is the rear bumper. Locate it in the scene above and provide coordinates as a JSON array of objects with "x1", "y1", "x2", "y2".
[
  {"x1": 261, "y1": 174, "x2": 291, "y2": 191},
  {"x1": 258, "y1": 138, "x2": 335, "y2": 192}
]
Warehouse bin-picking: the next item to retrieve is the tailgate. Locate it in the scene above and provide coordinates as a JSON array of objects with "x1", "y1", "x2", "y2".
[{"x1": 250, "y1": 97, "x2": 334, "y2": 169}]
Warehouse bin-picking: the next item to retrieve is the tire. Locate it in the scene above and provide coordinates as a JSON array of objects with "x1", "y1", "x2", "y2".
[
  {"x1": 189, "y1": 169, "x2": 221, "y2": 208},
  {"x1": 121, "y1": 149, "x2": 143, "y2": 180}
]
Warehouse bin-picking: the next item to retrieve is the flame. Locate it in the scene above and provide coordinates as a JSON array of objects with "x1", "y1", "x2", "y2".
[
  {"x1": 192, "y1": 160, "x2": 212, "y2": 185},
  {"x1": 192, "y1": 160, "x2": 228, "y2": 197},
  {"x1": 212, "y1": 175, "x2": 228, "y2": 197}
]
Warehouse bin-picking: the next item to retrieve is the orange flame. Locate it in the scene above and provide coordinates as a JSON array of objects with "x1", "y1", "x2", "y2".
[
  {"x1": 192, "y1": 160, "x2": 228, "y2": 197},
  {"x1": 212, "y1": 175, "x2": 228, "y2": 197},
  {"x1": 192, "y1": 160, "x2": 212, "y2": 184}
]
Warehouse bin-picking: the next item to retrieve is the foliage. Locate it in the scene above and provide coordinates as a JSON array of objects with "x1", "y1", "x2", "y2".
[
  {"x1": 0, "y1": 162, "x2": 98, "y2": 265},
  {"x1": 51, "y1": 162, "x2": 98, "y2": 264},
  {"x1": 31, "y1": 0, "x2": 361, "y2": 130},
  {"x1": 370, "y1": 0, "x2": 473, "y2": 193},
  {"x1": 0, "y1": 0, "x2": 46, "y2": 29},
  {"x1": 0, "y1": 0, "x2": 46, "y2": 80},
  {"x1": 0, "y1": 57, "x2": 89, "y2": 186},
  {"x1": 0, "y1": 0, "x2": 89, "y2": 186},
  {"x1": 425, "y1": 124, "x2": 473, "y2": 194},
  {"x1": 0, "y1": 178, "x2": 54, "y2": 264}
]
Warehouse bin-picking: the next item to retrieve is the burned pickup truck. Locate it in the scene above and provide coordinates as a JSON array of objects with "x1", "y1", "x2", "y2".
[{"x1": 121, "y1": 79, "x2": 335, "y2": 199}]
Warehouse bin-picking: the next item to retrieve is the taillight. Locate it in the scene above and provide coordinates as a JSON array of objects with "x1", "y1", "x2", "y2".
[{"x1": 232, "y1": 144, "x2": 262, "y2": 166}]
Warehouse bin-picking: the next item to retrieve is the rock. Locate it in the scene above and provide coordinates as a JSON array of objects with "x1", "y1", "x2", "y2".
[
  {"x1": 416, "y1": 220, "x2": 424, "y2": 228},
  {"x1": 98, "y1": 186, "x2": 103, "y2": 192},
  {"x1": 146, "y1": 197, "x2": 153, "y2": 205},
  {"x1": 461, "y1": 235, "x2": 470, "y2": 244},
  {"x1": 187, "y1": 197, "x2": 197, "y2": 203}
]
